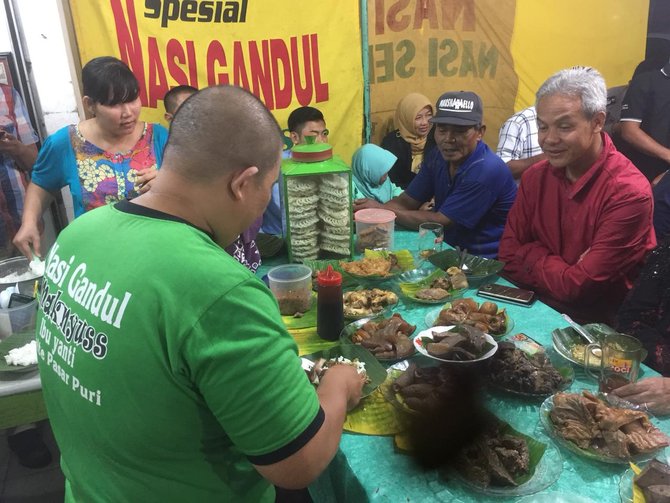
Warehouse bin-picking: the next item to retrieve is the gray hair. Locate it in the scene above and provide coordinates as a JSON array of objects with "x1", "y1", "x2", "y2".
[{"x1": 536, "y1": 66, "x2": 607, "y2": 118}]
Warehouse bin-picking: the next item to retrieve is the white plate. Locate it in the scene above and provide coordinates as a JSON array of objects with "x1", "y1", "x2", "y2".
[
  {"x1": 424, "y1": 305, "x2": 514, "y2": 339},
  {"x1": 412, "y1": 325, "x2": 498, "y2": 363}
]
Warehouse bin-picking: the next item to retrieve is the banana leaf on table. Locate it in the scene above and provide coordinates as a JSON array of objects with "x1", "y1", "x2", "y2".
[
  {"x1": 280, "y1": 293, "x2": 317, "y2": 330},
  {"x1": 344, "y1": 374, "x2": 409, "y2": 435},
  {"x1": 290, "y1": 327, "x2": 338, "y2": 356}
]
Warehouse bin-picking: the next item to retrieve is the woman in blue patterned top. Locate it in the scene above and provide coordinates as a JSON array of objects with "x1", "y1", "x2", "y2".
[{"x1": 14, "y1": 56, "x2": 168, "y2": 259}]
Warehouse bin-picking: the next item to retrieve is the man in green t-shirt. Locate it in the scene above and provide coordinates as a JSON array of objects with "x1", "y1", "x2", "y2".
[{"x1": 36, "y1": 86, "x2": 365, "y2": 502}]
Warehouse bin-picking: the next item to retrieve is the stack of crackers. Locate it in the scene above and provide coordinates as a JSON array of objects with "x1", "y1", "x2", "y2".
[
  {"x1": 317, "y1": 174, "x2": 351, "y2": 256},
  {"x1": 286, "y1": 174, "x2": 352, "y2": 261},
  {"x1": 287, "y1": 177, "x2": 320, "y2": 261}
]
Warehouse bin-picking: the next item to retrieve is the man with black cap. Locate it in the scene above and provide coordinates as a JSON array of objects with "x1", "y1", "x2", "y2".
[{"x1": 355, "y1": 90, "x2": 517, "y2": 258}]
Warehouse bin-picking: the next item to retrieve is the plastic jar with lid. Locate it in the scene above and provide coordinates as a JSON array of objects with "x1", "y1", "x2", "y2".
[{"x1": 354, "y1": 208, "x2": 396, "y2": 252}]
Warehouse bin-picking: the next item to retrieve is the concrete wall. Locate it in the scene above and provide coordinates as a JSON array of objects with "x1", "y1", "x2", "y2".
[
  {"x1": 4, "y1": 0, "x2": 79, "y2": 134},
  {"x1": 0, "y1": 0, "x2": 80, "y2": 250}
]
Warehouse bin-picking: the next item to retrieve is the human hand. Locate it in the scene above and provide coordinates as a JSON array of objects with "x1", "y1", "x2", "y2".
[
  {"x1": 318, "y1": 364, "x2": 365, "y2": 411},
  {"x1": 12, "y1": 221, "x2": 42, "y2": 260},
  {"x1": 353, "y1": 198, "x2": 382, "y2": 212},
  {"x1": 419, "y1": 198, "x2": 435, "y2": 211},
  {"x1": 0, "y1": 130, "x2": 22, "y2": 158},
  {"x1": 135, "y1": 166, "x2": 158, "y2": 194},
  {"x1": 611, "y1": 377, "x2": 670, "y2": 416}
]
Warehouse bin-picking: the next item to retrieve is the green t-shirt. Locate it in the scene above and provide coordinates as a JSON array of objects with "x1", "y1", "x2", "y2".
[{"x1": 37, "y1": 202, "x2": 321, "y2": 502}]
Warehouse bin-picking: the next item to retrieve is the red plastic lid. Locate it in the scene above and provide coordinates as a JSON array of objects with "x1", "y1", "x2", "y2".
[
  {"x1": 292, "y1": 147, "x2": 333, "y2": 162},
  {"x1": 317, "y1": 265, "x2": 342, "y2": 286},
  {"x1": 354, "y1": 208, "x2": 396, "y2": 224}
]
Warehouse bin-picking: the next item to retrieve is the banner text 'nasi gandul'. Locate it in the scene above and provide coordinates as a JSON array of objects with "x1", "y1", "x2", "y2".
[{"x1": 112, "y1": 0, "x2": 329, "y2": 110}]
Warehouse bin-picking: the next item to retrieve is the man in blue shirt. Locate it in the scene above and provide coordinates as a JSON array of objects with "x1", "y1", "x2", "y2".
[{"x1": 355, "y1": 91, "x2": 517, "y2": 258}]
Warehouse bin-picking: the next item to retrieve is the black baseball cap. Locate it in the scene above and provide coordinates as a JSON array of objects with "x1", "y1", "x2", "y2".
[{"x1": 430, "y1": 91, "x2": 483, "y2": 126}]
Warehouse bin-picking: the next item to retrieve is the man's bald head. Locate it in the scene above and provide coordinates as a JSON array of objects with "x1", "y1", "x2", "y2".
[{"x1": 163, "y1": 86, "x2": 282, "y2": 181}]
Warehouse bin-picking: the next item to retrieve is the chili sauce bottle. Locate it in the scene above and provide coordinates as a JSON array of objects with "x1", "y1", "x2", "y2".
[{"x1": 316, "y1": 265, "x2": 344, "y2": 341}]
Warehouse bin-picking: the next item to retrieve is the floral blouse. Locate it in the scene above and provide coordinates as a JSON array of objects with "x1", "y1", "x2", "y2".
[{"x1": 72, "y1": 123, "x2": 158, "y2": 212}]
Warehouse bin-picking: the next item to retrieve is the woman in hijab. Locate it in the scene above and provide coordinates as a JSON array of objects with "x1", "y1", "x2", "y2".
[
  {"x1": 351, "y1": 144, "x2": 403, "y2": 203},
  {"x1": 380, "y1": 93, "x2": 433, "y2": 189}
]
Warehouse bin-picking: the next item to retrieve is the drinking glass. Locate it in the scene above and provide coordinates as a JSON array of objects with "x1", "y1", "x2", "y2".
[
  {"x1": 585, "y1": 333, "x2": 643, "y2": 393},
  {"x1": 417, "y1": 222, "x2": 444, "y2": 259}
]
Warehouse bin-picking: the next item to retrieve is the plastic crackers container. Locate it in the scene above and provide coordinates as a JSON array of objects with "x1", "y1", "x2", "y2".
[
  {"x1": 354, "y1": 209, "x2": 396, "y2": 252},
  {"x1": 267, "y1": 264, "x2": 313, "y2": 316}
]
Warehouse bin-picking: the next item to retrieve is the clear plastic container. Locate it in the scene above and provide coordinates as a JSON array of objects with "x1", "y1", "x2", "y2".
[
  {"x1": 0, "y1": 256, "x2": 42, "y2": 296},
  {"x1": 0, "y1": 297, "x2": 37, "y2": 341},
  {"x1": 0, "y1": 257, "x2": 40, "y2": 341},
  {"x1": 267, "y1": 264, "x2": 313, "y2": 316},
  {"x1": 354, "y1": 208, "x2": 396, "y2": 252}
]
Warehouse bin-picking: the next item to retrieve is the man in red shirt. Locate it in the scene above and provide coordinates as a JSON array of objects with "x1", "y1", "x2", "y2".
[{"x1": 499, "y1": 67, "x2": 656, "y2": 324}]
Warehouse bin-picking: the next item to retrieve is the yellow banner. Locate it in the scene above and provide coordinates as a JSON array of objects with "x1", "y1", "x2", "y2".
[
  {"x1": 68, "y1": 0, "x2": 364, "y2": 161},
  {"x1": 510, "y1": 0, "x2": 648, "y2": 111},
  {"x1": 368, "y1": 0, "x2": 648, "y2": 149}
]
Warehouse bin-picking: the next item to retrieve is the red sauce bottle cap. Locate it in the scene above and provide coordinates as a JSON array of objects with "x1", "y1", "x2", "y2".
[{"x1": 317, "y1": 265, "x2": 342, "y2": 286}]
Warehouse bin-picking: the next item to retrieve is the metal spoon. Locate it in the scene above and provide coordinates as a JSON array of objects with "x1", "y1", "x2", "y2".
[
  {"x1": 561, "y1": 313, "x2": 597, "y2": 344},
  {"x1": 456, "y1": 246, "x2": 471, "y2": 275}
]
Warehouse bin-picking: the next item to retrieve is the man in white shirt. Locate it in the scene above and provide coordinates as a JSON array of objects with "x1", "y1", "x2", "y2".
[{"x1": 496, "y1": 105, "x2": 545, "y2": 181}]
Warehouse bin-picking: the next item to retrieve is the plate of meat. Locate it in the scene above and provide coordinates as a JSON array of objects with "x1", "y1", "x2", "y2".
[
  {"x1": 619, "y1": 458, "x2": 670, "y2": 503},
  {"x1": 384, "y1": 361, "x2": 466, "y2": 415},
  {"x1": 425, "y1": 298, "x2": 513, "y2": 338},
  {"x1": 342, "y1": 288, "x2": 398, "y2": 320},
  {"x1": 340, "y1": 313, "x2": 416, "y2": 361},
  {"x1": 413, "y1": 325, "x2": 498, "y2": 364},
  {"x1": 450, "y1": 426, "x2": 563, "y2": 497},
  {"x1": 486, "y1": 342, "x2": 574, "y2": 398},
  {"x1": 397, "y1": 268, "x2": 467, "y2": 304},
  {"x1": 540, "y1": 390, "x2": 670, "y2": 464}
]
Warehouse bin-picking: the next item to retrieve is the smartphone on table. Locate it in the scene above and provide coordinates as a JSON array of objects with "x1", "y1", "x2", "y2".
[{"x1": 477, "y1": 283, "x2": 536, "y2": 307}]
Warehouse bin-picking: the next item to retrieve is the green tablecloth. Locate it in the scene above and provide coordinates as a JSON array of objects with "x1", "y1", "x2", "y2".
[{"x1": 258, "y1": 229, "x2": 665, "y2": 503}]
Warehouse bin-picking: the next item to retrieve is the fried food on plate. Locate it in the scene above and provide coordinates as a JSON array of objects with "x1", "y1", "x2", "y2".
[
  {"x1": 340, "y1": 253, "x2": 399, "y2": 277},
  {"x1": 343, "y1": 289, "x2": 398, "y2": 318}
]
